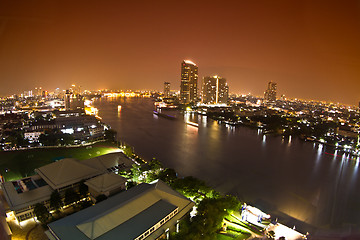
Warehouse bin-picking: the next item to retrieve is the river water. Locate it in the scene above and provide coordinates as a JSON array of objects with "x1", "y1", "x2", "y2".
[{"x1": 94, "y1": 97, "x2": 360, "y2": 233}]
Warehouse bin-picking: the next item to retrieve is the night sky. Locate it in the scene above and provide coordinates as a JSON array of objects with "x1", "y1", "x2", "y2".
[{"x1": 0, "y1": 0, "x2": 359, "y2": 105}]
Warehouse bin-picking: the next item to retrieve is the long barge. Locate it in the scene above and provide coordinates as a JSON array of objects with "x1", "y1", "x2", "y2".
[{"x1": 153, "y1": 110, "x2": 177, "y2": 120}]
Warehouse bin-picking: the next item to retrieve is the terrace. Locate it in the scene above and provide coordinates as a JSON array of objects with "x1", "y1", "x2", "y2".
[{"x1": 11, "y1": 177, "x2": 48, "y2": 194}]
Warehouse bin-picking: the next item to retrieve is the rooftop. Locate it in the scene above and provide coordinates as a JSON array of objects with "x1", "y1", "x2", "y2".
[
  {"x1": 36, "y1": 158, "x2": 102, "y2": 190},
  {"x1": 48, "y1": 180, "x2": 195, "y2": 240},
  {"x1": 35, "y1": 152, "x2": 132, "y2": 190},
  {"x1": 85, "y1": 172, "x2": 126, "y2": 194},
  {"x1": 183, "y1": 60, "x2": 196, "y2": 66},
  {"x1": 2, "y1": 175, "x2": 53, "y2": 211}
]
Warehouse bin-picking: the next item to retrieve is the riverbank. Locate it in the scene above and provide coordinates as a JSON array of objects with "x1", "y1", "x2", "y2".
[{"x1": 93, "y1": 98, "x2": 360, "y2": 233}]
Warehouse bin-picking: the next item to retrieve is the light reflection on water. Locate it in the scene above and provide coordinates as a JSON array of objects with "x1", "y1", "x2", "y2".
[{"x1": 94, "y1": 98, "x2": 360, "y2": 232}]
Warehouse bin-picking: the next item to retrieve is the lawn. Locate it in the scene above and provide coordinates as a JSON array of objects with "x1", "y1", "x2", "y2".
[
  {"x1": 217, "y1": 230, "x2": 251, "y2": 240},
  {"x1": 0, "y1": 141, "x2": 120, "y2": 181},
  {"x1": 217, "y1": 233, "x2": 234, "y2": 240}
]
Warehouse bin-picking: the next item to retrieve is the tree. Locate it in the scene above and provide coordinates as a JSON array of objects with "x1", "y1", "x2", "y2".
[
  {"x1": 172, "y1": 176, "x2": 212, "y2": 200},
  {"x1": 50, "y1": 191, "x2": 63, "y2": 211},
  {"x1": 122, "y1": 144, "x2": 134, "y2": 157},
  {"x1": 158, "y1": 168, "x2": 177, "y2": 185},
  {"x1": 148, "y1": 158, "x2": 162, "y2": 172},
  {"x1": 126, "y1": 181, "x2": 137, "y2": 190},
  {"x1": 64, "y1": 189, "x2": 80, "y2": 206},
  {"x1": 77, "y1": 199, "x2": 93, "y2": 210},
  {"x1": 130, "y1": 164, "x2": 142, "y2": 182},
  {"x1": 60, "y1": 133, "x2": 74, "y2": 145},
  {"x1": 39, "y1": 130, "x2": 59, "y2": 146},
  {"x1": 105, "y1": 129, "x2": 117, "y2": 142},
  {"x1": 34, "y1": 203, "x2": 50, "y2": 223}
]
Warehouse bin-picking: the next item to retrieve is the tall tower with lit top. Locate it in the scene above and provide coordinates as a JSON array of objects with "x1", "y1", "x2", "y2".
[{"x1": 180, "y1": 60, "x2": 198, "y2": 104}]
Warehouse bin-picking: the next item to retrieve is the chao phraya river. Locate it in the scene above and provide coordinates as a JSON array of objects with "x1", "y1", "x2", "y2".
[{"x1": 94, "y1": 97, "x2": 360, "y2": 233}]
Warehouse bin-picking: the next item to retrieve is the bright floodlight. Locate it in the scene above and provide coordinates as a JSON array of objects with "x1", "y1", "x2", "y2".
[{"x1": 184, "y1": 60, "x2": 196, "y2": 66}]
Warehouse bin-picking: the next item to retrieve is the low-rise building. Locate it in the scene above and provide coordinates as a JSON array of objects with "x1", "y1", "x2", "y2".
[
  {"x1": 24, "y1": 131, "x2": 44, "y2": 143},
  {"x1": 46, "y1": 180, "x2": 195, "y2": 240},
  {"x1": 85, "y1": 172, "x2": 126, "y2": 201},
  {"x1": 1, "y1": 151, "x2": 133, "y2": 222}
]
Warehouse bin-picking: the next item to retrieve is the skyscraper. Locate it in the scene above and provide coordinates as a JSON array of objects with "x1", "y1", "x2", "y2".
[
  {"x1": 264, "y1": 81, "x2": 277, "y2": 102},
  {"x1": 202, "y1": 76, "x2": 229, "y2": 104},
  {"x1": 164, "y1": 82, "x2": 171, "y2": 98},
  {"x1": 180, "y1": 60, "x2": 198, "y2": 104}
]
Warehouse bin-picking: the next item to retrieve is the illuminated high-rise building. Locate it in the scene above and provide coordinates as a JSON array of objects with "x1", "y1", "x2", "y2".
[
  {"x1": 264, "y1": 81, "x2": 277, "y2": 102},
  {"x1": 180, "y1": 60, "x2": 198, "y2": 104},
  {"x1": 202, "y1": 76, "x2": 229, "y2": 104},
  {"x1": 164, "y1": 82, "x2": 171, "y2": 98}
]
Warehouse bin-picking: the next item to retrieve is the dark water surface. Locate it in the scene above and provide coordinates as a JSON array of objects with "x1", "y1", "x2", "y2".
[{"x1": 94, "y1": 97, "x2": 360, "y2": 232}]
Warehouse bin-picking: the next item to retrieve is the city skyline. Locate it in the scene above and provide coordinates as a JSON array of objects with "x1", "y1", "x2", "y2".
[{"x1": 0, "y1": 1, "x2": 359, "y2": 104}]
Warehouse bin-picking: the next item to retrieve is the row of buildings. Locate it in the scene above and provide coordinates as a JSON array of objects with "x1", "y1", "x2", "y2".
[
  {"x1": 165, "y1": 60, "x2": 278, "y2": 106},
  {"x1": 1, "y1": 152, "x2": 194, "y2": 240},
  {"x1": 178, "y1": 60, "x2": 229, "y2": 105}
]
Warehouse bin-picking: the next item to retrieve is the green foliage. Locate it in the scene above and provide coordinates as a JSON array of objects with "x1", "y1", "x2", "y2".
[
  {"x1": 122, "y1": 145, "x2": 134, "y2": 157},
  {"x1": 39, "y1": 129, "x2": 74, "y2": 146},
  {"x1": 130, "y1": 164, "x2": 142, "y2": 182},
  {"x1": 64, "y1": 188, "x2": 80, "y2": 206},
  {"x1": 77, "y1": 199, "x2": 93, "y2": 210},
  {"x1": 172, "y1": 196, "x2": 242, "y2": 239},
  {"x1": 157, "y1": 168, "x2": 177, "y2": 185},
  {"x1": 5, "y1": 130, "x2": 29, "y2": 147},
  {"x1": 172, "y1": 176, "x2": 213, "y2": 201},
  {"x1": 105, "y1": 129, "x2": 117, "y2": 142},
  {"x1": 34, "y1": 203, "x2": 50, "y2": 223},
  {"x1": 50, "y1": 191, "x2": 63, "y2": 211},
  {"x1": 148, "y1": 158, "x2": 162, "y2": 172}
]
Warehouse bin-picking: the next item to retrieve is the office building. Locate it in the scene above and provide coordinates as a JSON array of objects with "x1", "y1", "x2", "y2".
[
  {"x1": 1, "y1": 152, "x2": 133, "y2": 222},
  {"x1": 180, "y1": 60, "x2": 198, "y2": 104},
  {"x1": 202, "y1": 76, "x2": 229, "y2": 104},
  {"x1": 164, "y1": 82, "x2": 171, "y2": 98},
  {"x1": 264, "y1": 81, "x2": 277, "y2": 102}
]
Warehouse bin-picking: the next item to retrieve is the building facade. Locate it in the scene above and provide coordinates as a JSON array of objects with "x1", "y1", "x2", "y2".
[
  {"x1": 180, "y1": 60, "x2": 198, "y2": 104},
  {"x1": 202, "y1": 76, "x2": 229, "y2": 104},
  {"x1": 264, "y1": 81, "x2": 277, "y2": 102},
  {"x1": 163, "y1": 82, "x2": 171, "y2": 98}
]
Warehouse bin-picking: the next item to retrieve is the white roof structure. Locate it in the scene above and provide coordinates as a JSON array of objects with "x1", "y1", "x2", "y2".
[
  {"x1": 2, "y1": 152, "x2": 134, "y2": 215},
  {"x1": 36, "y1": 158, "x2": 102, "y2": 190},
  {"x1": 47, "y1": 180, "x2": 195, "y2": 240},
  {"x1": 85, "y1": 173, "x2": 126, "y2": 194},
  {"x1": 35, "y1": 152, "x2": 133, "y2": 190},
  {"x1": 2, "y1": 178, "x2": 53, "y2": 211}
]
